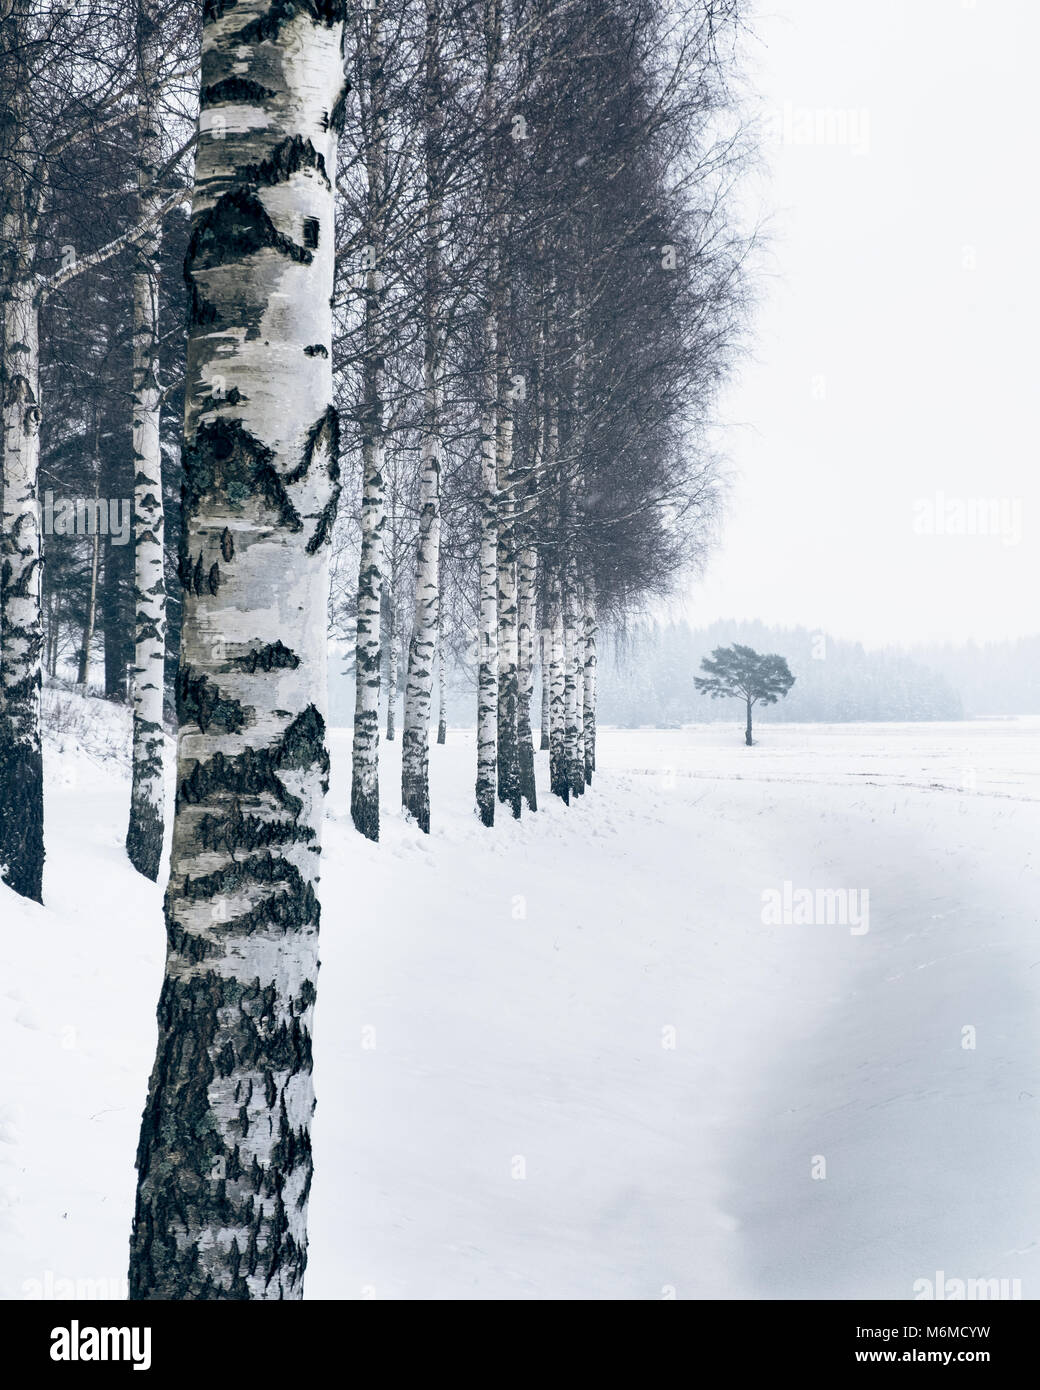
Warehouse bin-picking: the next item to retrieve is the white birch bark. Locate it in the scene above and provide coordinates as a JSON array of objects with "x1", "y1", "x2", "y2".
[
  {"x1": 562, "y1": 554, "x2": 583, "y2": 798},
  {"x1": 77, "y1": 467, "x2": 102, "y2": 689},
  {"x1": 350, "y1": 0, "x2": 387, "y2": 841},
  {"x1": 475, "y1": 331, "x2": 498, "y2": 826},
  {"x1": 129, "y1": 0, "x2": 347, "y2": 1300},
  {"x1": 583, "y1": 577, "x2": 597, "y2": 783},
  {"x1": 516, "y1": 535, "x2": 537, "y2": 811},
  {"x1": 0, "y1": 1, "x2": 44, "y2": 901},
  {"x1": 474, "y1": 4, "x2": 502, "y2": 829},
  {"x1": 401, "y1": 0, "x2": 443, "y2": 834},
  {"x1": 385, "y1": 581, "x2": 399, "y2": 740},
  {"x1": 548, "y1": 571, "x2": 568, "y2": 802},
  {"x1": 539, "y1": 628, "x2": 550, "y2": 751},
  {"x1": 495, "y1": 307, "x2": 521, "y2": 819},
  {"x1": 436, "y1": 632, "x2": 447, "y2": 744},
  {"x1": 126, "y1": 0, "x2": 168, "y2": 880},
  {"x1": 0, "y1": 270, "x2": 45, "y2": 901}
]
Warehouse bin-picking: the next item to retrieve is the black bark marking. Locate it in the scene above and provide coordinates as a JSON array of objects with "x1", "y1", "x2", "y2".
[
  {"x1": 230, "y1": 0, "x2": 345, "y2": 46},
  {"x1": 182, "y1": 418, "x2": 302, "y2": 533},
  {"x1": 186, "y1": 189, "x2": 312, "y2": 278},
  {"x1": 236, "y1": 640, "x2": 300, "y2": 674},
  {"x1": 202, "y1": 76, "x2": 274, "y2": 105},
  {"x1": 237, "y1": 136, "x2": 330, "y2": 193},
  {"x1": 298, "y1": 406, "x2": 340, "y2": 554},
  {"x1": 177, "y1": 668, "x2": 249, "y2": 734}
]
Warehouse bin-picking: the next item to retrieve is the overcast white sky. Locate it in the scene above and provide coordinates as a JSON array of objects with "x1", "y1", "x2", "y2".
[{"x1": 682, "y1": 0, "x2": 1038, "y2": 648}]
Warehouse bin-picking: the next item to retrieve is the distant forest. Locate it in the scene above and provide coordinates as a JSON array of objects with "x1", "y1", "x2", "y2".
[{"x1": 594, "y1": 620, "x2": 1040, "y2": 726}]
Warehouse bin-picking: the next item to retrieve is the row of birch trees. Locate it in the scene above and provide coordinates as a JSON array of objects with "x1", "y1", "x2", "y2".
[
  {"x1": 1, "y1": 0, "x2": 749, "y2": 905},
  {"x1": 335, "y1": 0, "x2": 750, "y2": 838}
]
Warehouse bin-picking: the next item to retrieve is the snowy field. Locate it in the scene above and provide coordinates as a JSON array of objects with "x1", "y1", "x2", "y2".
[{"x1": 2, "y1": 705, "x2": 1040, "y2": 1300}]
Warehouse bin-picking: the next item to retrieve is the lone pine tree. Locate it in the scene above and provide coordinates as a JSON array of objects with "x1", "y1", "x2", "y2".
[
  {"x1": 694, "y1": 644, "x2": 795, "y2": 746},
  {"x1": 128, "y1": 0, "x2": 347, "y2": 1300}
]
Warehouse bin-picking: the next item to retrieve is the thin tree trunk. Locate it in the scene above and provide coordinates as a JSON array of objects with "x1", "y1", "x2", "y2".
[
  {"x1": 563, "y1": 554, "x2": 584, "y2": 797},
  {"x1": 401, "y1": 0, "x2": 443, "y2": 834},
  {"x1": 495, "y1": 300, "x2": 521, "y2": 819},
  {"x1": 539, "y1": 628, "x2": 550, "y2": 750},
  {"x1": 385, "y1": 582, "x2": 399, "y2": 741},
  {"x1": 475, "y1": 317, "x2": 498, "y2": 826},
  {"x1": 474, "y1": 5, "x2": 501, "y2": 827},
  {"x1": 583, "y1": 578, "x2": 597, "y2": 783},
  {"x1": 516, "y1": 538, "x2": 537, "y2": 811},
  {"x1": 746, "y1": 698, "x2": 753, "y2": 746},
  {"x1": 548, "y1": 571, "x2": 568, "y2": 802},
  {"x1": 350, "y1": 0, "x2": 387, "y2": 842},
  {"x1": 129, "y1": 0, "x2": 346, "y2": 1300},
  {"x1": 436, "y1": 634, "x2": 447, "y2": 744},
  {"x1": 46, "y1": 587, "x2": 58, "y2": 677},
  {"x1": 77, "y1": 468, "x2": 102, "y2": 689},
  {"x1": 126, "y1": 0, "x2": 168, "y2": 880}
]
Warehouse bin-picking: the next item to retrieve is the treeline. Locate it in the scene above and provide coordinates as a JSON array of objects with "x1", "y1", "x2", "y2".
[
  {"x1": 906, "y1": 636, "x2": 1040, "y2": 718},
  {"x1": 598, "y1": 619, "x2": 966, "y2": 725}
]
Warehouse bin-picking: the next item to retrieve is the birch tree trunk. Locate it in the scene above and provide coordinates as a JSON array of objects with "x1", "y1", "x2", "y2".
[
  {"x1": 495, "y1": 307, "x2": 521, "y2": 819},
  {"x1": 516, "y1": 535, "x2": 537, "y2": 811},
  {"x1": 436, "y1": 634, "x2": 447, "y2": 743},
  {"x1": 401, "y1": 0, "x2": 443, "y2": 834},
  {"x1": 77, "y1": 469, "x2": 102, "y2": 689},
  {"x1": 539, "y1": 629, "x2": 550, "y2": 751},
  {"x1": 385, "y1": 582, "x2": 399, "y2": 741},
  {"x1": 0, "y1": 271, "x2": 45, "y2": 902},
  {"x1": 0, "y1": 3, "x2": 45, "y2": 902},
  {"x1": 129, "y1": 0, "x2": 346, "y2": 1300},
  {"x1": 583, "y1": 578, "x2": 597, "y2": 783},
  {"x1": 474, "y1": 327, "x2": 498, "y2": 826},
  {"x1": 548, "y1": 571, "x2": 568, "y2": 803},
  {"x1": 474, "y1": 3, "x2": 501, "y2": 829},
  {"x1": 350, "y1": 0, "x2": 387, "y2": 842},
  {"x1": 563, "y1": 556, "x2": 584, "y2": 797},
  {"x1": 125, "y1": 0, "x2": 168, "y2": 880}
]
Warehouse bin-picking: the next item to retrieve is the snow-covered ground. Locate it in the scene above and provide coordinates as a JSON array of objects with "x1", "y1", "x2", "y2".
[{"x1": 2, "y1": 706, "x2": 1039, "y2": 1299}]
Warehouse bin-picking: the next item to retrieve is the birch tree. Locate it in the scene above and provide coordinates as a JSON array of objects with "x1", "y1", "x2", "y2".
[
  {"x1": 125, "y1": 0, "x2": 169, "y2": 880},
  {"x1": 350, "y1": 0, "x2": 388, "y2": 841},
  {"x1": 129, "y1": 0, "x2": 347, "y2": 1300},
  {"x1": 474, "y1": 304, "x2": 499, "y2": 825},
  {"x1": 400, "y1": 0, "x2": 443, "y2": 832},
  {"x1": 1, "y1": 0, "x2": 171, "y2": 899},
  {"x1": 0, "y1": 1, "x2": 45, "y2": 899},
  {"x1": 582, "y1": 578, "x2": 597, "y2": 781}
]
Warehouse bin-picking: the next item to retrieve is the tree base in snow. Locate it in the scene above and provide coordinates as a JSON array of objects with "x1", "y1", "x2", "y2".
[
  {"x1": 0, "y1": 737, "x2": 45, "y2": 902},
  {"x1": 351, "y1": 783, "x2": 380, "y2": 842},
  {"x1": 519, "y1": 741, "x2": 537, "y2": 812},
  {"x1": 402, "y1": 770, "x2": 431, "y2": 834},
  {"x1": 126, "y1": 798, "x2": 164, "y2": 882},
  {"x1": 475, "y1": 783, "x2": 495, "y2": 828}
]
